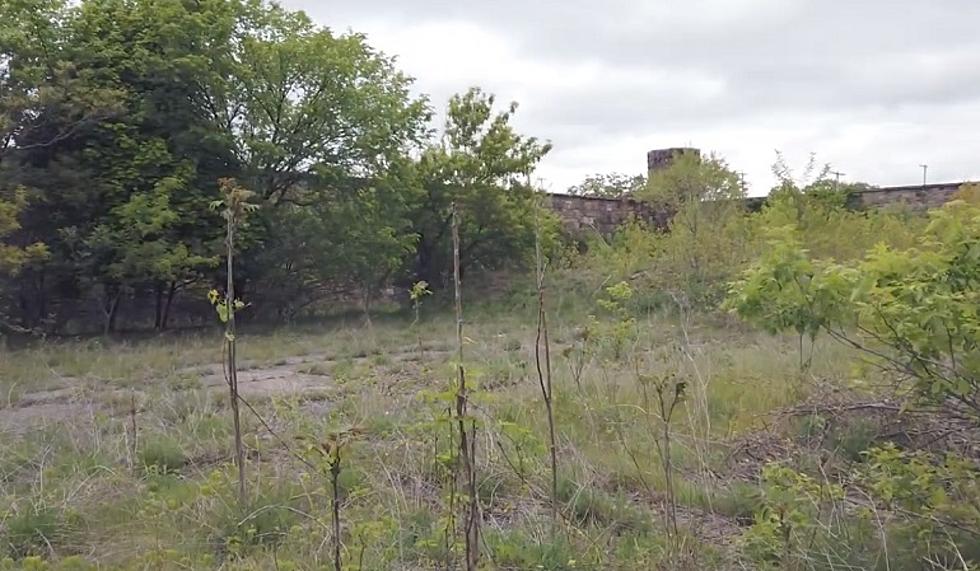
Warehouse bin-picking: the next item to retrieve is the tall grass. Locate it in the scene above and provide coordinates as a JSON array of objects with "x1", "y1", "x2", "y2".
[{"x1": 0, "y1": 281, "x2": 872, "y2": 569}]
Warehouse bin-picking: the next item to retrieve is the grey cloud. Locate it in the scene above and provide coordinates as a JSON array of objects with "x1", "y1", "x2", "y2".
[
  {"x1": 289, "y1": 0, "x2": 980, "y2": 190},
  {"x1": 311, "y1": 0, "x2": 980, "y2": 110}
]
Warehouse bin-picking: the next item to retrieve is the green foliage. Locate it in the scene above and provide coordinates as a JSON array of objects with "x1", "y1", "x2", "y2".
[
  {"x1": 581, "y1": 218, "x2": 659, "y2": 283},
  {"x1": 0, "y1": 0, "x2": 125, "y2": 165},
  {"x1": 635, "y1": 152, "x2": 753, "y2": 306},
  {"x1": 590, "y1": 281, "x2": 637, "y2": 360},
  {"x1": 742, "y1": 447, "x2": 980, "y2": 570},
  {"x1": 848, "y1": 198, "x2": 980, "y2": 416},
  {"x1": 760, "y1": 156, "x2": 921, "y2": 260},
  {"x1": 730, "y1": 194, "x2": 980, "y2": 417},
  {"x1": 556, "y1": 477, "x2": 652, "y2": 534},
  {"x1": 410, "y1": 281, "x2": 433, "y2": 304},
  {"x1": 567, "y1": 172, "x2": 645, "y2": 198},
  {"x1": 4, "y1": 507, "x2": 60, "y2": 559},
  {"x1": 207, "y1": 289, "x2": 245, "y2": 324},
  {"x1": 1, "y1": 0, "x2": 558, "y2": 331},
  {"x1": 412, "y1": 88, "x2": 554, "y2": 285},
  {"x1": 138, "y1": 434, "x2": 187, "y2": 475},
  {"x1": 4, "y1": 3, "x2": 978, "y2": 569},
  {"x1": 860, "y1": 444, "x2": 980, "y2": 559},
  {"x1": 0, "y1": 187, "x2": 48, "y2": 330},
  {"x1": 728, "y1": 190, "x2": 980, "y2": 566},
  {"x1": 207, "y1": 178, "x2": 256, "y2": 327},
  {"x1": 209, "y1": 5, "x2": 429, "y2": 206},
  {"x1": 0, "y1": 188, "x2": 46, "y2": 275},
  {"x1": 1, "y1": 0, "x2": 232, "y2": 331},
  {"x1": 485, "y1": 530, "x2": 579, "y2": 570},
  {"x1": 742, "y1": 463, "x2": 845, "y2": 568},
  {"x1": 3, "y1": 504, "x2": 82, "y2": 560},
  {"x1": 724, "y1": 228, "x2": 853, "y2": 368},
  {"x1": 711, "y1": 482, "x2": 762, "y2": 524},
  {"x1": 577, "y1": 153, "x2": 927, "y2": 316},
  {"x1": 249, "y1": 161, "x2": 421, "y2": 317},
  {"x1": 641, "y1": 151, "x2": 744, "y2": 208}
]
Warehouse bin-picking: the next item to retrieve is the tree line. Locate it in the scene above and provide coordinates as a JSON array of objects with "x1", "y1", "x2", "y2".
[{"x1": 0, "y1": 0, "x2": 554, "y2": 335}]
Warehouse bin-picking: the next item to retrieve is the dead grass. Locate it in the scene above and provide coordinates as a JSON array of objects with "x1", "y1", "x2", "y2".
[{"x1": 0, "y1": 302, "x2": 866, "y2": 569}]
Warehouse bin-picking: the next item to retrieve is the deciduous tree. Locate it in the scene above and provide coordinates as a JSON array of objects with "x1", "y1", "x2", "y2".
[
  {"x1": 567, "y1": 172, "x2": 645, "y2": 198},
  {"x1": 413, "y1": 88, "x2": 553, "y2": 286}
]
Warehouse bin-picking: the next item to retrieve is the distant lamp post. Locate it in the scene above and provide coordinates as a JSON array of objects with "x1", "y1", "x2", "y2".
[
  {"x1": 830, "y1": 170, "x2": 845, "y2": 192},
  {"x1": 919, "y1": 164, "x2": 928, "y2": 186}
]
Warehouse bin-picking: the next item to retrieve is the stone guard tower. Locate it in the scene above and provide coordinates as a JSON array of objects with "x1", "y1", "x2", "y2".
[
  {"x1": 647, "y1": 147, "x2": 700, "y2": 173},
  {"x1": 548, "y1": 147, "x2": 703, "y2": 236}
]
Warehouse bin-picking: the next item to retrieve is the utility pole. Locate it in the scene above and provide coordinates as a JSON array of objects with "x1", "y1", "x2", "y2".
[
  {"x1": 736, "y1": 171, "x2": 747, "y2": 192},
  {"x1": 919, "y1": 164, "x2": 928, "y2": 186},
  {"x1": 830, "y1": 170, "x2": 845, "y2": 192}
]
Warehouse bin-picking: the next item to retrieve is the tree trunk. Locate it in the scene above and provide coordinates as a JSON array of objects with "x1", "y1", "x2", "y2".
[
  {"x1": 161, "y1": 281, "x2": 178, "y2": 331},
  {"x1": 331, "y1": 455, "x2": 342, "y2": 571},
  {"x1": 226, "y1": 216, "x2": 246, "y2": 507},
  {"x1": 103, "y1": 287, "x2": 122, "y2": 336},
  {"x1": 17, "y1": 270, "x2": 44, "y2": 330},
  {"x1": 108, "y1": 293, "x2": 122, "y2": 334},
  {"x1": 361, "y1": 287, "x2": 373, "y2": 328},
  {"x1": 18, "y1": 290, "x2": 31, "y2": 330},
  {"x1": 37, "y1": 271, "x2": 46, "y2": 327},
  {"x1": 452, "y1": 204, "x2": 479, "y2": 571},
  {"x1": 533, "y1": 209, "x2": 559, "y2": 529},
  {"x1": 154, "y1": 282, "x2": 164, "y2": 330},
  {"x1": 415, "y1": 237, "x2": 435, "y2": 287}
]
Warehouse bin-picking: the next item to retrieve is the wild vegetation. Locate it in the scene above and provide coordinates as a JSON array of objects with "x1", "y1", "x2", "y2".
[
  {"x1": 1, "y1": 1, "x2": 978, "y2": 570},
  {"x1": 0, "y1": 0, "x2": 554, "y2": 333}
]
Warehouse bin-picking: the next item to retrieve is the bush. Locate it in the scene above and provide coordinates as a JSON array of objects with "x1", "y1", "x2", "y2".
[
  {"x1": 729, "y1": 194, "x2": 980, "y2": 418},
  {"x1": 211, "y1": 488, "x2": 302, "y2": 557},
  {"x1": 827, "y1": 418, "x2": 878, "y2": 462},
  {"x1": 485, "y1": 529, "x2": 579, "y2": 570},
  {"x1": 556, "y1": 478, "x2": 652, "y2": 534},
  {"x1": 4, "y1": 505, "x2": 82, "y2": 559},
  {"x1": 139, "y1": 435, "x2": 186, "y2": 475},
  {"x1": 712, "y1": 481, "x2": 762, "y2": 524}
]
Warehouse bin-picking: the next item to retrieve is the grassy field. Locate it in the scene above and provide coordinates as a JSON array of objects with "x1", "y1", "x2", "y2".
[{"x1": 0, "y1": 285, "x2": 881, "y2": 570}]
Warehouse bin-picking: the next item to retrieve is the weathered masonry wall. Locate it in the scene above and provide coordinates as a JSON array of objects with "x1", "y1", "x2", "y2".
[
  {"x1": 547, "y1": 194, "x2": 668, "y2": 235},
  {"x1": 847, "y1": 182, "x2": 964, "y2": 210},
  {"x1": 549, "y1": 181, "x2": 971, "y2": 236}
]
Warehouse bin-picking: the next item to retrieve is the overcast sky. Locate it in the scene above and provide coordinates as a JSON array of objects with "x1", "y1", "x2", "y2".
[{"x1": 287, "y1": 0, "x2": 980, "y2": 195}]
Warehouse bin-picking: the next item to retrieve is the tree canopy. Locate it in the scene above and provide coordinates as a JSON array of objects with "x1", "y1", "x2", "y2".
[
  {"x1": 567, "y1": 172, "x2": 645, "y2": 198},
  {"x1": 0, "y1": 0, "x2": 552, "y2": 333}
]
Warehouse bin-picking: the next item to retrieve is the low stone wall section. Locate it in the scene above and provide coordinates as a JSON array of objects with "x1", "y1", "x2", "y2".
[{"x1": 549, "y1": 182, "x2": 971, "y2": 236}]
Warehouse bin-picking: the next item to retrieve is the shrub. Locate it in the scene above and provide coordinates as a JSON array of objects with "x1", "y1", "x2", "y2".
[
  {"x1": 556, "y1": 478, "x2": 652, "y2": 534},
  {"x1": 139, "y1": 435, "x2": 187, "y2": 475},
  {"x1": 211, "y1": 488, "x2": 302, "y2": 557},
  {"x1": 485, "y1": 529, "x2": 578, "y2": 570},
  {"x1": 712, "y1": 481, "x2": 762, "y2": 524},
  {"x1": 729, "y1": 195, "x2": 980, "y2": 418},
  {"x1": 4, "y1": 505, "x2": 82, "y2": 560},
  {"x1": 741, "y1": 463, "x2": 845, "y2": 567}
]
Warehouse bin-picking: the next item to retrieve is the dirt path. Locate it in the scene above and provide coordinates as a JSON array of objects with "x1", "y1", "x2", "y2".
[{"x1": 0, "y1": 346, "x2": 448, "y2": 436}]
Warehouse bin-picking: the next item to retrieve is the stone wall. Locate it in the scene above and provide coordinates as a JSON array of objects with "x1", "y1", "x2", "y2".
[
  {"x1": 549, "y1": 147, "x2": 972, "y2": 236},
  {"x1": 549, "y1": 181, "x2": 971, "y2": 237},
  {"x1": 547, "y1": 194, "x2": 666, "y2": 235},
  {"x1": 848, "y1": 182, "x2": 965, "y2": 210},
  {"x1": 546, "y1": 147, "x2": 694, "y2": 236}
]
